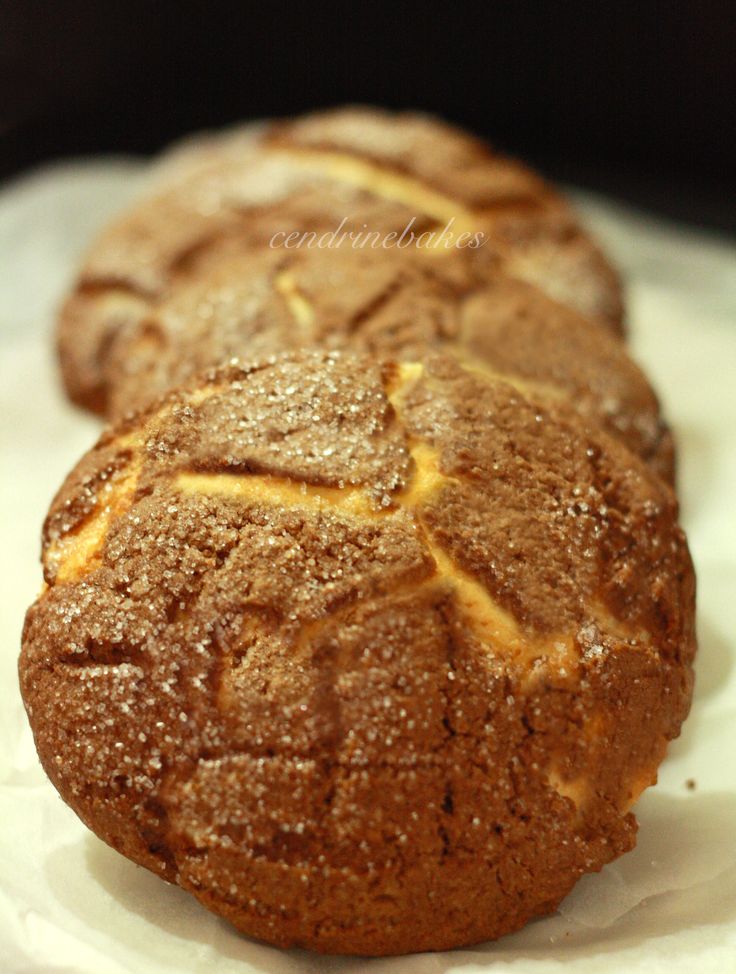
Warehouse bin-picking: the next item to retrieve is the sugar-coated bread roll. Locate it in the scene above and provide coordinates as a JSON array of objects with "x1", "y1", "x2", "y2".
[
  {"x1": 21, "y1": 351, "x2": 694, "y2": 955},
  {"x1": 91, "y1": 247, "x2": 673, "y2": 481},
  {"x1": 57, "y1": 106, "x2": 623, "y2": 416}
]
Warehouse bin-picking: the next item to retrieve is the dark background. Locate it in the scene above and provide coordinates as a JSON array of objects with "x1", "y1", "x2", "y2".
[{"x1": 1, "y1": 0, "x2": 734, "y2": 233}]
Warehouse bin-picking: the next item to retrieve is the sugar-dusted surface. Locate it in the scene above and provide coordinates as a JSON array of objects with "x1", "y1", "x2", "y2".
[
  {"x1": 2, "y1": 161, "x2": 736, "y2": 972},
  {"x1": 94, "y1": 244, "x2": 673, "y2": 480},
  {"x1": 56, "y1": 106, "x2": 623, "y2": 418},
  {"x1": 20, "y1": 349, "x2": 694, "y2": 954}
]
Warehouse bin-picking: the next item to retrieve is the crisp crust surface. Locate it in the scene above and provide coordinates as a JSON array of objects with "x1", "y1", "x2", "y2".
[
  {"x1": 99, "y1": 246, "x2": 672, "y2": 480},
  {"x1": 56, "y1": 106, "x2": 624, "y2": 416},
  {"x1": 20, "y1": 351, "x2": 695, "y2": 955}
]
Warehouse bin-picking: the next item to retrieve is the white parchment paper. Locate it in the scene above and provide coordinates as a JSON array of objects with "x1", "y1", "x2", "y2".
[{"x1": 1, "y1": 158, "x2": 735, "y2": 974}]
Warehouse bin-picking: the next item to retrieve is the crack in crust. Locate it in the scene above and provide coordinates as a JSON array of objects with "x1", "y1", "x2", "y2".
[
  {"x1": 273, "y1": 269, "x2": 315, "y2": 329},
  {"x1": 264, "y1": 145, "x2": 482, "y2": 236},
  {"x1": 46, "y1": 461, "x2": 142, "y2": 583}
]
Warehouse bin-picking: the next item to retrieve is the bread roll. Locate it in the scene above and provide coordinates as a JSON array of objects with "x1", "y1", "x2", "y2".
[
  {"x1": 93, "y1": 246, "x2": 673, "y2": 481},
  {"x1": 57, "y1": 107, "x2": 623, "y2": 416},
  {"x1": 21, "y1": 351, "x2": 695, "y2": 955}
]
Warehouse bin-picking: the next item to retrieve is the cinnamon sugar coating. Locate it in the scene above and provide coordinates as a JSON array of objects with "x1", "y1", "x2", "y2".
[
  {"x1": 20, "y1": 351, "x2": 695, "y2": 955},
  {"x1": 57, "y1": 106, "x2": 623, "y2": 416}
]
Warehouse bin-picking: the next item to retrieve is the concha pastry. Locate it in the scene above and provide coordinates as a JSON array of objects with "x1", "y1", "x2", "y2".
[
  {"x1": 92, "y1": 246, "x2": 672, "y2": 480},
  {"x1": 57, "y1": 106, "x2": 623, "y2": 416},
  {"x1": 20, "y1": 351, "x2": 695, "y2": 955}
]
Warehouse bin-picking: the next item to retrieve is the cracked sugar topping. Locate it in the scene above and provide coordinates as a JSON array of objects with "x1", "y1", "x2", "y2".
[
  {"x1": 89, "y1": 245, "x2": 673, "y2": 482},
  {"x1": 57, "y1": 106, "x2": 623, "y2": 421},
  {"x1": 21, "y1": 349, "x2": 695, "y2": 954}
]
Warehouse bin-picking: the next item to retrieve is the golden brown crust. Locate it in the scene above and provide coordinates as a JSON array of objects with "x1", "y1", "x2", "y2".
[
  {"x1": 20, "y1": 351, "x2": 694, "y2": 955},
  {"x1": 57, "y1": 106, "x2": 624, "y2": 417},
  {"x1": 95, "y1": 245, "x2": 671, "y2": 481}
]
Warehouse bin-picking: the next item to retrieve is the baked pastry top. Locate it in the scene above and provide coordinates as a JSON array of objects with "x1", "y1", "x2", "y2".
[
  {"x1": 89, "y1": 245, "x2": 673, "y2": 481},
  {"x1": 57, "y1": 106, "x2": 623, "y2": 416},
  {"x1": 20, "y1": 351, "x2": 694, "y2": 955}
]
